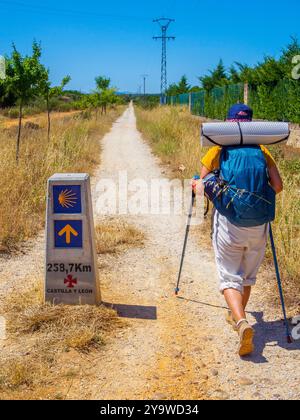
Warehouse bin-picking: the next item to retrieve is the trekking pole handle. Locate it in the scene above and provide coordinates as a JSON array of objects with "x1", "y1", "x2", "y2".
[{"x1": 192, "y1": 175, "x2": 201, "y2": 199}]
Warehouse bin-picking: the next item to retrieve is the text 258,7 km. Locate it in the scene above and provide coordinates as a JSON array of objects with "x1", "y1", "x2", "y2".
[{"x1": 47, "y1": 263, "x2": 92, "y2": 275}]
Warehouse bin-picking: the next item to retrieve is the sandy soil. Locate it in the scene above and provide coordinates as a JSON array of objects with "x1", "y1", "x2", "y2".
[
  {"x1": 0, "y1": 110, "x2": 80, "y2": 129},
  {"x1": 0, "y1": 104, "x2": 299, "y2": 400}
]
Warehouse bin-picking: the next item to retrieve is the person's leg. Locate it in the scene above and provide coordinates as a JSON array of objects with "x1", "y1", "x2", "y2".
[
  {"x1": 223, "y1": 287, "x2": 254, "y2": 356},
  {"x1": 243, "y1": 286, "x2": 252, "y2": 310},
  {"x1": 225, "y1": 286, "x2": 252, "y2": 329},
  {"x1": 233, "y1": 228, "x2": 267, "y2": 357},
  {"x1": 212, "y1": 213, "x2": 245, "y2": 296},
  {"x1": 224, "y1": 288, "x2": 246, "y2": 323},
  {"x1": 212, "y1": 213, "x2": 259, "y2": 356},
  {"x1": 242, "y1": 225, "x2": 268, "y2": 295}
]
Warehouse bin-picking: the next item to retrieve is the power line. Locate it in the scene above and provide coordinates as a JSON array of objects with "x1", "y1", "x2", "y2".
[{"x1": 153, "y1": 18, "x2": 175, "y2": 104}]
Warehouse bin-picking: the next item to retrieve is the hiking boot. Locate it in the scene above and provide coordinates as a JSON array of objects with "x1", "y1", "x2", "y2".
[
  {"x1": 225, "y1": 310, "x2": 238, "y2": 331},
  {"x1": 238, "y1": 321, "x2": 254, "y2": 357}
]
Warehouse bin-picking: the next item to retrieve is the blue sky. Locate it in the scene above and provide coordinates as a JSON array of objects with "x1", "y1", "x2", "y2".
[{"x1": 0, "y1": 0, "x2": 299, "y2": 93}]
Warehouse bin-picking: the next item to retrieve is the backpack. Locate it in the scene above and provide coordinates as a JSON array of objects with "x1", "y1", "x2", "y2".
[{"x1": 212, "y1": 145, "x2": 276, "y2": 227}]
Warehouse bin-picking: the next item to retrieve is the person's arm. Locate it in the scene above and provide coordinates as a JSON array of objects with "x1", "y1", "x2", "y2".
[
  {"x1": 201, "y1": 166, "x2": 211, "y2": 180},
  {"x1": 261, "y1": 146, "x2": 283, "y2": 194},
  {"x1": 269, "y1": 164, "x2": 283, "y2": 194},
  {"x1": 193, "y1": 147, "x2": 221, "y2": 194},
  {"x1": 192, "y1": 166, "x2": 211, "y2": 195}
]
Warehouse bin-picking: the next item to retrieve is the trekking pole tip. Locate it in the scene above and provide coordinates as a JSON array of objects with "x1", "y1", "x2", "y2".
[{"x1": 175, "y1": 288, "x2": 180, "y2": 296}]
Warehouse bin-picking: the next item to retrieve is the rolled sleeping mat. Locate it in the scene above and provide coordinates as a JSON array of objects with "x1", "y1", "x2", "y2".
[{"x1": 201, "y1": 121, "x2": 290, "y2": 147}]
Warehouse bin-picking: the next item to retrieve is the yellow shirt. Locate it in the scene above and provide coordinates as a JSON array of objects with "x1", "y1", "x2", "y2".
[{"x1": 201, "y1": 145, "x2": 276, "y2": 172}]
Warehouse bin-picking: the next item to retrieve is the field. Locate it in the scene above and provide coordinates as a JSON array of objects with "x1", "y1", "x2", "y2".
[
  {"x1": 136, "y1": 105, "x2": 300, "y2": 305},
  {"x1": 0, "y1": 108, "x2": 123, "y2": 251}
]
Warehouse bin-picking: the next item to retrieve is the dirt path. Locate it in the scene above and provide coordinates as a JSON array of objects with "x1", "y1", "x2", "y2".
[{"x1": 1, "y1": 104, "x2": 300, "y2": 400}]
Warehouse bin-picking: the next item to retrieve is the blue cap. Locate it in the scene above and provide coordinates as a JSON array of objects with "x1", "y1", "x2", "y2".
[{"x1": 227, "y1": 104, "x2": 253, "y2": 121}]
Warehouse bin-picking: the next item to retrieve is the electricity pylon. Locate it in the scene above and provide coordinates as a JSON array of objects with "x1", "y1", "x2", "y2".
[
  {"x1": 141, "y1": 74, "x2": 149, "y2": 96},
  {"x1": 153, "y1": 18, "x2": 175, "y2": 104}
]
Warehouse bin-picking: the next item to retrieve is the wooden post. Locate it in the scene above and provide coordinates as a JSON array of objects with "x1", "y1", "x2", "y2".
[
  {"x1": 189, "y1": 93, "x2": 192, "y2": 113},
  {"x1": 244, "y1": 83, "x2": 249, "y2": 105}
]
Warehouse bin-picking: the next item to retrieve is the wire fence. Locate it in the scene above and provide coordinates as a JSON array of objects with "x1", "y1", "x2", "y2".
[{"x1": 167, "y1": 80, "x2": 300, "y2": 123}]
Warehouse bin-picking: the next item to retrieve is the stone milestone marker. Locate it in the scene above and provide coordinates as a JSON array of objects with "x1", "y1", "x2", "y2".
[{"x1": 45, "y1": 174, "x2": 101, "y2": 305}]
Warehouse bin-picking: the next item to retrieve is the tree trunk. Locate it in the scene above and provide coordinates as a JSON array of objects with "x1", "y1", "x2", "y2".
[
  {"x1": 95, "y1": 108, "x2": 98, "y2": 121},
  {"x1": 16, "y1": 101, "x2": 23, "y2": 163},
  {"x1": 47, "y1": 95, "x2": 51, "y2": 141}
]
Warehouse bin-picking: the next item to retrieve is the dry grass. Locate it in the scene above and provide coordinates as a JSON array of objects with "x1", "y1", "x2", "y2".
[
  {"x1": 0, "y1": 218, "x2": 144, "y2": 400},
  {"x1": 265, "y1": 146, "x2": 300, "y2": 309},
  {"x1": 136, "y1": 105, "x2": 300, "y2": 307},
  {"x1": 95, "y1": 219, "x2": 145, "y2": 254},
  {"x1": 136, "y1": 106, "x2": 214, "y2": 243},
  {"x1": 136, "y1": 106, "x2": 205, "y2": 179},
  {"x1": 0, "y1": 108, "x2": 123, "y2": 252},
  {"x1": 0, "y1": 283, "x2": 124, "y2": 399}
]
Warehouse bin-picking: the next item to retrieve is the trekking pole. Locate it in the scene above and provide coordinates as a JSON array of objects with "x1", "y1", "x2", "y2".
[
  {"x1": 175, "y1": 175, "x2": 200, "y2": 296},
  {"x1": 269, "y1": 224, "x2": 293, "y2": 344}
]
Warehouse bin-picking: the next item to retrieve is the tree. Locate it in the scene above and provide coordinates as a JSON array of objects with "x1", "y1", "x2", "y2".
[
  {"x1": 229, "y1": 65, "x2": 241, "y2": 84},
  {"x1": 0, "y1": 75, "x2": 6, "y2": 106},
  {"x1": 280, "y1": 37, "x2": 300, "y2": 78},
  {"x1": 177, "y1": 75, "x2": 191, "y2": 94},
  {"x1": 95, "y1": 76, "x2": 110, "y2": 91},
  {"x1": 94, "y1": 76, "x2": 116, "y2": 115},
  {"x1": 86, "y1": 92, "x2": 102, "y2": 120},
  {"x1": 100, "y1": 88, "x2": 117, "y2": 114},
  {"x1": 166, "y1": 75, "x2": 192, "y2": 96},
  {"x1": 5, "y1": 41, "x2": 44, "y2": 162},
  {"x1": 200, "y1": 60, "x2": 229, "y2": 91},
  {"x1": 234, "y1": 63, "x2": 257, "y2": 85},
  {"x1": 190, "y1": 86, "x2": 202, "y2": 93},
  {"x1": 39, "y1": 70, "x2": 71, "y2": 140},
  {"x1": 165, "y1": 83, "x2": 179, "y2": 97},
  {"x1": 0, "y1": 56, "x2": 18, "y2": 107}
]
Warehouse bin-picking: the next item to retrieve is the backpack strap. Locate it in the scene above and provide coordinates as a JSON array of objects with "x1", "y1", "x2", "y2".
[
  {"x1": 202, "y1": 134, "x2": 223, "y2": 147},
  {"x1": 269, "y1": 133, "x2": 291, "y2": 145},
  {"x1": 237, "y1": 122, "x2": 244, "y2": 145}
]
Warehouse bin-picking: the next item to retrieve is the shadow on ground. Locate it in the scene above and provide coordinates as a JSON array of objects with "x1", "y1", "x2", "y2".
[
  {"x1": 178, "y1": 296, "x2": 300, "y2": 363},
  {"x1": 244, "y1": 312, "x2": 300, "y2": 364},
  {"x1": 104, "y1": 302, "x2": 157, "y2": 320}
]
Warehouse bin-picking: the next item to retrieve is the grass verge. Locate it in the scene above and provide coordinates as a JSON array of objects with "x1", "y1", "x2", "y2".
[
  {"x1": 0, "y1": 282, "x2": 123, "y2": 400},
  {"x1": 0, "y1": 107, "x2": 123, "y2": 252},
  {"x1": 95, "y1": 219, "x2": 145, "y2": 255},
  {"x1": 0, "y1": 218, "x2": 145, "y2": 401}
]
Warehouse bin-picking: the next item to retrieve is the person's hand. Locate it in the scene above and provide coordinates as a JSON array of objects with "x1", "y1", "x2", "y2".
[{"x1": 192, "y1": 176, "x2": 202, "y2": 196}]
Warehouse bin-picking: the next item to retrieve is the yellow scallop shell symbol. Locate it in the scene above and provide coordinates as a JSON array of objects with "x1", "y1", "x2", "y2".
[{"x1": 58, "y1": 189, "x2": 77, "y2": 209}]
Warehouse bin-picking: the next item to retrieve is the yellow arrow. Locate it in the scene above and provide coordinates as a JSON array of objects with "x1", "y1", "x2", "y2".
[{"x1": 58, "y1": 224, "x2": 79, "y2": 244}]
